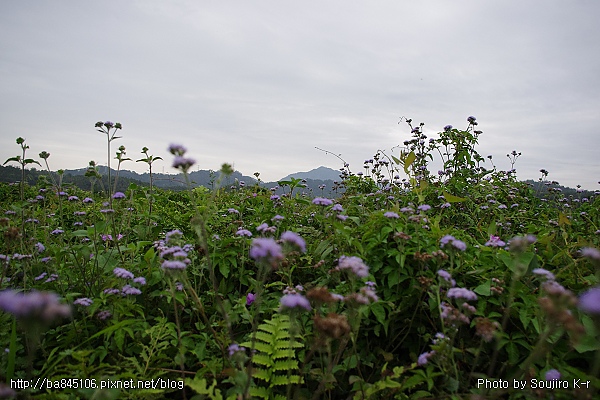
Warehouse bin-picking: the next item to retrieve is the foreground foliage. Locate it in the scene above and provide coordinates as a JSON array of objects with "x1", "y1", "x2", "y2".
[{"x1": 0, "y1": 117, "x2": 599, "y2": 399}]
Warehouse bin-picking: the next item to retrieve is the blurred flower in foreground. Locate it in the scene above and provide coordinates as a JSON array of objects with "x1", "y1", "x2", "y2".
[{"x1": 0, "y1": 289, "x2": 71, "y2": 322}]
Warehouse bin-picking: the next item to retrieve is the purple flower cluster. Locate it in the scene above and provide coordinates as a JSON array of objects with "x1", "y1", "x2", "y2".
[
  {"x1": 542, "y1": 280, "x2": 570, "y2": 296},
  {"x1": 580, "y1": 247, "x2": 600, "y2": 262},
  {"x1": 417, "y1": 350, "x2": 435, "y2": 366},
  {"x1": 122, "y1": 285, "x2": 142, "y2": 295},
  {"x1": 102, "y1": 234, "x2": 124, "y2": 242},
  {"x1": 484, "y1": 235, "x2": 506, "y2": 248},
  {"x1": 249, "y1": 238, "x2": 283, "y2": 264},
  {"x1": 153, "y1": 230, "x2": 193, "y2": 271},
  {"x1": 114, "y1": 267, "x2": 134, "y2": 280},
  {"x1": 440, "y1": 302, "x2": 470, "y2": 325},
  {"x1": 545, "y1": 369, "x2": 561, "y2": 381},
  {"x1": 336, "y1": 256, "x2": 369, "y2": 278},
  {"x1": 168, "y1": 143, "x2": 195, "y2": 172},
  {"x1": 350, "y1": 285, "x2": 379, "y2": 304},
  {"x1": 236, "y1": 229, "x2": 252, "y2": 237},
  {"x1": 312, "y1": 197, "x2": 333, "y2": 206},
  {"x1": 74, "y1": 297, "x2": 93, "y2": 306},
  {"x1": 280, "y1": 231, "x2": 306, "y2": 252},
  {"x1": 0, "y1": 289, "x2": 71, "y2": 322},
  {"x1": 228, "y1": 343, "x2": 246, "y2": 357},
  {"x1": 532, "y1": 268, "x2": 555, "y2": 281},
  {"x1": 280, "y1": 294, "x2": 311, "y2": 311},
  {"x1": 168, "y1": 144, "x2": 187, "y2": 156},
  {"x1": 579, "y1": 287, "x2": 600, "y2": 315},
  {"x1": 447, "y1": 287, "x2": 478, "y2": 301},
  {"x1": 508, "y1": 235, "x2": 537, "y2": 253},
  {"x1": 440, "y1": 235, "x2": 467, "y2": 251},
  {"x1": 105, "y1": 267, "x2": 147, "y2": 296},
  {"x1": 437, "y1": 269, "x2": 456, "y2": 287},
  {"x1": 97, "y1": 310, "x2": 112, "y2": 320}
]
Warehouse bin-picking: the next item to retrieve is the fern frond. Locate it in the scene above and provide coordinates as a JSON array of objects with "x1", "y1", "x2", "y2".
[
  {"x1": 252, "y1": 368, "x2": 271, "y2": 382},
  {"x1": 271, "y1": 374, "x2": 303, "y2": 386},
  {"x1": 249, "y1": 386, "x2": 270, "y2": 399},
  {"x1": 272, "y1": 348, "x2": 295, "y2": 359},
  {"x1": 251, "y1": 353, "x2": 272, "y2": 367},
  {"x1": 273, "y1": 359, "x2": 299, "y2": 371},
  {"x1": 244, "y1": 313, "x2": 305, "y2": 397}
]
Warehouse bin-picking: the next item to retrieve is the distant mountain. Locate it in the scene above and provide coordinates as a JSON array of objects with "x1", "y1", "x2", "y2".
[
  {"x1": 59, "y1": 166, "x2": 258, "y2": 190},
  {"x1": 279, "y1": 166, "x2": 343, "y2": 182},
  {"x1": 2, "y1": 165, "x2": 593, "y2": 201}
]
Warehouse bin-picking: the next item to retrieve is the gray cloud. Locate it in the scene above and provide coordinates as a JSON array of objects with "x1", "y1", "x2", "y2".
[{"x1": 1, "y1": 1, "x2": 598, "y2": 189}]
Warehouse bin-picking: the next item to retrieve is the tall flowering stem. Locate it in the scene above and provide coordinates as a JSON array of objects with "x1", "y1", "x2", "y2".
[
  {"x1": 136, "y1": 147, "x2": 162, "y2": 222},
  {"x1": 112, "y1": 145, "x2": 131, "y2": 195},
  {"x1": 3, "y1": 137, "x2": 41, "y2": 202},
  {"x1": 94, "y1": 121, "x2": 122, "y2": 205},
  {"x1": 167, "y1": 144, "x2": 232, "y2": 361}
]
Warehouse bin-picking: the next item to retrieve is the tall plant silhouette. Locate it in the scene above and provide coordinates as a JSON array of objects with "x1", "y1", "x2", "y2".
[{"x1": 94, "y1": 121, "x2": 122, "y2": 204}]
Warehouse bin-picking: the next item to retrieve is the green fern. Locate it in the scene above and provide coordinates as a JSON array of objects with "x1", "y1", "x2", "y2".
[{"x1": 240, "y1": 313, "x2": 304, "y2": 399}]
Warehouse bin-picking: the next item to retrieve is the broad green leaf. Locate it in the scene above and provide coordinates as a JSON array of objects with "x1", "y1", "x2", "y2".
[
  {"x1": 185, "y1": 377, "x2": 223, "y2": 399},
  {"x1": 403, "y1": 151, "x2": 416, "y2": 174},
  {"x1": 558, "y1": 212, "x2": 571, "y2": 226},
  {"x1": 144, "y1": 247, "x2": 155, "y2": 263},
  {"x1": 3, "y1": 156, "x2": 21, "y2": 165},
  {"x1": 473, "y1": 280, "x2": 491, "y2": 296},
  {"x1": 442, "y1": 191, "x2": 467, "y2": 203},
  {"x1": 370, "y1": 302, "x2": 386, "y2": 326}
]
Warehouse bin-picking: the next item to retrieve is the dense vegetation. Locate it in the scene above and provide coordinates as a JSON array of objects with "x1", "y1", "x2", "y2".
[{"x1": 0, "y1": 118, "x2": 598, "y2": 399}]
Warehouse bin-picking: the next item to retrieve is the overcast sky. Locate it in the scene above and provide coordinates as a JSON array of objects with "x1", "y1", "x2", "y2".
[{"x1": 1, "y1": 1, "x2": 599, "y2": 189}]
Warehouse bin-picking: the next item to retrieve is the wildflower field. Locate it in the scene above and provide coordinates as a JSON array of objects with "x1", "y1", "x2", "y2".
[{"x1": 1, "y1": 118, "x2": 599, "y2": 399}]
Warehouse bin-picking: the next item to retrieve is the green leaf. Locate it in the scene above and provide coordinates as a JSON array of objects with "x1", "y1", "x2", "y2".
[
  {"x1": 487, "y1": 222, "x2": 497, "y2": 237},
  {"x1": 370, "y1": 302, "x2": 386, "y2": 326},
  {"x1": 3, "y1": 156, "x2": 21, "y2": 165},
  {"x1": 271, "y1": 374, "x2": 302, "y2": 386},
  {"x1": 184, "y1": 377, "x2": 223, "y2": 399},
  {"x1": 574, "y1": 334, "x2": 600, "y2": 353},
  {"x1": 519, "y1": 308, "x2": 531, "y2": 330},
  {"x1": 219, "y1": 261, "x2": 230, "y2": 278},
  {"x1": 144, "y1": 247, "x2": 155, "y2": 263},
  {"x1": 252, "y1": 353, "x2": 272, "y2": 366},
  {"x1": 23, "y1": 158, "x2": 41, "y2": 166},
  {"x1": 403, "y1": 151, "x2": 416, "y2": 174},
  {"x1": 558, "y1": 212, "x2": 571, "y2": 226},
  {"x1": 253, "y1": 368, "x2": 271, "y2": 382},
  {"x1": 473, "y1": 280, "x2": 491, "y2": 296},
  {"x1": 249, "y1": 386, "x2": 270, "y2": 399},
  {"x1": 442, "y1": 191, "x2": 467, "y2": 203},
  {"x1": 273, "y1": 359, "x2": 299, "y2": 371}
]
